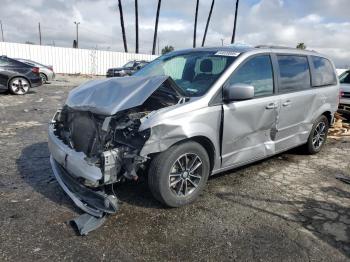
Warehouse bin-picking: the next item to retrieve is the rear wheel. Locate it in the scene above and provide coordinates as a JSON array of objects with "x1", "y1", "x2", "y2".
[
  {"x1": 8, "y1": 77, "x2": 30, "y2": 95},
  {"x1": 40, "y1": 73, "x2": 47, "y2": 84},
  {"x1": 303, "y1": 115, "x2": 329, "y2": 154},
  {"x1": 148, "y1": 141, "x2": 210, "y2": 207}
]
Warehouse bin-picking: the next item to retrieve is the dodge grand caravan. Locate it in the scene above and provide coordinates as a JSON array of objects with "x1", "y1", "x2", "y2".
[{"x1": 48, "y1": 46, "x2": 339, "y2": 216}]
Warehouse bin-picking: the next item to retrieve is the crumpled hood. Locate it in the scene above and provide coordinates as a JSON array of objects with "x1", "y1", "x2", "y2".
[{"x1": 65, "y1": 75, "x2": 169, "y2": 115}]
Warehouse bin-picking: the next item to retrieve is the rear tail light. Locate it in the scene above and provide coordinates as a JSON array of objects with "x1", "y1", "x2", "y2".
[
  {"x1": 32, "y1": 67, "x2": 39, "y2": 74},
  {"x1": 338, "y1": 88, "x2": 344, "y2": 104}
]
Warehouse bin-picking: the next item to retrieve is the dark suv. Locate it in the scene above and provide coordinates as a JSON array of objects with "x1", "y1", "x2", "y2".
[
  {"x1": 0, "y1": 56, "x2": 42, "y2": 95},
  {"x1": 106, "y1": 60, "x2": 149, "y2": 77}
]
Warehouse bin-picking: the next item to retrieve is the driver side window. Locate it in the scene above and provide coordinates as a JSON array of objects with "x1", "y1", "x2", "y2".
[{"x1": 228, "y1": 55, "x2": 274, "y2": 97}]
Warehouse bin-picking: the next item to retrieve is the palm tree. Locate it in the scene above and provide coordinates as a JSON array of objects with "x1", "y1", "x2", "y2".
[
  {"x1": 118, "y1": 0, "x2": 128, "y2": 52},
  {"x1": 231, "y1": 0, "x2": 239, "y2": 44},
  {"x1": 135, "y1": 0, "x2": 139, "y2": 53},
  {"x1": 152, "y1": 0, "x2": 162, "y2": 55},
  {"x1": 193, "y1": 0, "x2": 199, "y2": 48},
  {"x1": 202, "y1": 0, "x2": 215, "y2": 47},
  {"x1": 296, "y1": 43, "x2": 306, "y2": 50}
]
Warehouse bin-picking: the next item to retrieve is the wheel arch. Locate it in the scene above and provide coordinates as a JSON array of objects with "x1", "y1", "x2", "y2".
[
  {"x1": 322, "y1": 111, "x2": 333, "y2": 125},
  {"x1": 169, "y1": 136, "x2": 216, "y2": 172}
]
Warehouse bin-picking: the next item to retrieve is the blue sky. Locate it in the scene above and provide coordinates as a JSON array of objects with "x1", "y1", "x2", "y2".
[{"x1": 0, "y1": 0, "x2": 349, "y2": 67}]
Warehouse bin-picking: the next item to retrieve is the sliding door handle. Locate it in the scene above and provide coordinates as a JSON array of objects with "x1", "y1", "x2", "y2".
[{"x1": 266, "y1": 103, "x2": 277, "y2": 109}]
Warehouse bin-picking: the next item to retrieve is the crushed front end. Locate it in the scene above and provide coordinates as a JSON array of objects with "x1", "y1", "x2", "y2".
[
  {"x1": 48, "y1": 106, "x2": 151, "y2": 216},
  {"x1": 48, "y1": 76, "x2": 184, "y2": 218}
]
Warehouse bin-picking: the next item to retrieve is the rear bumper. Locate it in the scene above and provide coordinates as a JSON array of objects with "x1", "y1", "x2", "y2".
[
  {"x1": 50, "y1": 156, "x2": 118, "y2": 217},
  {"x1": 31, "y1": 77, "x2": 42, "y2": 87},
  {"x1": 340, "y1": 98, "x2": 350, "y2": 106}
]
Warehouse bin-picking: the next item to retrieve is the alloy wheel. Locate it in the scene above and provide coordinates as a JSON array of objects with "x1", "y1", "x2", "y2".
[
  {"x1": 312, "y1": 121, "x2": 326, "y2": 150},
  {"x1": 169, "y1": 153, "x2": 203, "y2": 197},
  {"x1": 10, "y1": 78, "x2": 29, "y2": 95}
]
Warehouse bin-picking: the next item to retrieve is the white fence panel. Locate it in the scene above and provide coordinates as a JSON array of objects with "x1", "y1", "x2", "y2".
[{"x1": 0, "y1": 42, "x2": 157, "y2": 75}]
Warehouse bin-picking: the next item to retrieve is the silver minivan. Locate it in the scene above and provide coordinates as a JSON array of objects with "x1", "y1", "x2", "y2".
[{"x1": 48, "y1": 46, "x2": 339, "y2": 216}]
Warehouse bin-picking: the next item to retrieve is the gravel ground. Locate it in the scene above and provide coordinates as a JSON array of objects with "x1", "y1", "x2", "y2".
[{"x1": 0, "y1": 75, "x2": 350, "y2": 261}]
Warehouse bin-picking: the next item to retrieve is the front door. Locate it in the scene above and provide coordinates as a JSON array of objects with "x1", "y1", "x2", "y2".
[{"x1": 221, "y1": 54, "x2": 279, "y2": 168}]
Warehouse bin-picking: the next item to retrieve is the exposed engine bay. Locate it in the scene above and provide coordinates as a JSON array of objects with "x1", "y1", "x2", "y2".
[{"x1": 52, "y1": 78, "x2": 185, "y2": 188}]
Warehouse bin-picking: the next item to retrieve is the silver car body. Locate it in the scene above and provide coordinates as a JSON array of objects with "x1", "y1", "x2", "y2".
[
  {"x1": 16, "y1": 58, "x2": 55, "y2": 82},
  {"x1": 339, "y1": 69, "x2": 350, "y2": 108},
  {"x1": 48, "y1": 46, "x2": 339, "y2": 215}
]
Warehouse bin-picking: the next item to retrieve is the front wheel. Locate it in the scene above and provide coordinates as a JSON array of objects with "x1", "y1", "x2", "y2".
[
  {"x1": 148, "y1": 141, "x2": 210, "y2": 207},
  {"x1": 8, "y1": 77, "x2": 30, "y2": 95},
  {"x1": 303, "y1": 115, "x2": 329, "y2": 154}
]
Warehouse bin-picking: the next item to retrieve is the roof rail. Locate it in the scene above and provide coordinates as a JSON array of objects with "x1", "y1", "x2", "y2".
[{"x1": 255, "y1": 45, "x2": 297, "y2": 50}]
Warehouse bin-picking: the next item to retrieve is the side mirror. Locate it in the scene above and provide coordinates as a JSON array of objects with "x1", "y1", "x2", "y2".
[{"x1": 223, "y1": 83, "x2": 254, "y2": 102}]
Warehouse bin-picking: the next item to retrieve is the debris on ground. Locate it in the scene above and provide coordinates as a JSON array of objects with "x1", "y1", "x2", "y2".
[{"x1": 328, "y1": 112, "x2": 350, "y2": 139}]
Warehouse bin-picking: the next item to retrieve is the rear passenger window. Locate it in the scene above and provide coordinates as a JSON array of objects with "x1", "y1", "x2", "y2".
[
  {"x1": 277, "y1": 55, "x2": 310, "y2": 93},
  {"x1": 311, "y1": 56, "x2": 337, "y2": 86},
  {"x1": 340, "y1": 71, "x2": 350, "y2": 84},
  {"x1": 228, "y1": 55, "x2": 274, "y2": 97}
]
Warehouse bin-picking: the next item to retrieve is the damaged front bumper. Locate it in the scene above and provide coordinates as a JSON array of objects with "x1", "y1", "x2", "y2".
[
  {"x1": 50, "y1": 156, "x2": 118, "y2": 217},
  {"x1": 48, "y1": 125, "x2": 118, "y2": 217}
]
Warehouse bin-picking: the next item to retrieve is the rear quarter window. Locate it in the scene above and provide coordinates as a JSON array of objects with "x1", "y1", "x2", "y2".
[
  {"x1": 311, "y1": 56, "x2": 337, "y2": 86},
  {"x1": 277, "y1": 55, "x2": 311, "y2": 93}
]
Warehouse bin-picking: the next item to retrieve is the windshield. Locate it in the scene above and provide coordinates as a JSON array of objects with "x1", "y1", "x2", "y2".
[
  {"x1": 134, "y1": 51, "x2": 237, "y2": 97},
  {"x1": 123, "y1": 61, "x2": 135, "y2": 68}
]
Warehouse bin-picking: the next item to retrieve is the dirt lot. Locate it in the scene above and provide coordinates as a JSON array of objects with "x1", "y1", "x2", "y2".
[{"x1": 0, "y1": 75, "x2": 350, "y2": 261}]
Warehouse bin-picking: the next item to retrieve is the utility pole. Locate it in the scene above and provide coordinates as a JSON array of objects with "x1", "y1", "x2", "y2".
[
  {"x1": 0, "y1": 20, "x2": 4, "y2": 42},
  {"x1": 231, "y1": 0, "x2": 239, "y2": 44},
  {"x1": 38, "y1": 22, "x2": 42, "y2": 45},
  {"x1": 74, "y1": 21, "x2": 80, "y2": 48}
]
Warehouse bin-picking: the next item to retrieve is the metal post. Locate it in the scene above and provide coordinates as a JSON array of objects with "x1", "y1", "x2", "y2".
[
  {"x1": 0, "y1": 20, "x2": 4, "y2": 42},
  {"x1": 74, "y1": 21, "x2": 80, "y2": 48},
  {"x1": 38, "y1": 22, "x2": 42, "y2": 45}
]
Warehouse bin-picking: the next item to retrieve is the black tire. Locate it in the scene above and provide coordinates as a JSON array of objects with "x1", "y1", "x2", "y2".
[
  {"x1": 148, "y1": 141, "x2": 210, "y2": 207},
  {"x1": 40, "y1": 73, "x2": 47, "y2": 84},
  {"x1": 303, "y1": 115, "x2": 329, "y2": 154},
  {"x1": 8, "y1": 77, "x2": 30, "y2": 95}
]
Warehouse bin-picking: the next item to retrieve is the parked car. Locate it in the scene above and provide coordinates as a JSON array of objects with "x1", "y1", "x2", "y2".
[
  {"x1": 0, "y1": 55, "x2": 42, "y2": 95},
  {"x1": 339, "y1": 69, "x2": 350, "y2": 110},
  {"x1": 106, "y1": 60, "x2": 149, "y2": 77},
  {"x1": 48, "y1": 46, "x2": 339, "y2": 217},
  {"x1": 15, "y1": 58, "x2": 55, "y2": 83}
]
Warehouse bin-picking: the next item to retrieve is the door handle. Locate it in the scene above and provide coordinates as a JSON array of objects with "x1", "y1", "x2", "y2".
[
  {"x1": 266, "y1": 103, "x2": 277, "y2": 109},
  {"x1": 282, "y1": 100, "x2": 292, "y2": 107}
]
